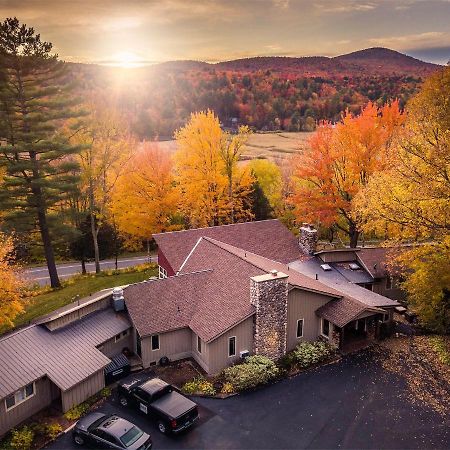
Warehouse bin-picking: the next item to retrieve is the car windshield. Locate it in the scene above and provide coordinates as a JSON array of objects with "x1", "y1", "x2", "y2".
[{"x1": 120, "y1": 426, "x2": 144, "y2": 447}]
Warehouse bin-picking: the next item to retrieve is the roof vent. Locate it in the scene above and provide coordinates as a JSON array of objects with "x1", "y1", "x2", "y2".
[
  {"x1": 320, "y1": 264, "x2": 332, "y2": 271},
  {"x1": 270, "y1": 269, "x2": 278, "y2": 276},
  {"x1": 349, "y1": 263, "x2": 360, "y2": 270}
]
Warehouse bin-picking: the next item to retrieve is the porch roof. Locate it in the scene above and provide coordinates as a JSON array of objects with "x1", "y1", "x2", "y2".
[{"x1": 316, "y1": 297, "x2": 384, "y2": 328}]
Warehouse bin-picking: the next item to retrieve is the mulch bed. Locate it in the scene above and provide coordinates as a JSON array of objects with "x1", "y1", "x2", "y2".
[{"x1": 151, "y1": 358, "x2": 205, "y2": 388}]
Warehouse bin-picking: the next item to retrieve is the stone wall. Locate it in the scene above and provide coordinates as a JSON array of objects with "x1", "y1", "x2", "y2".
[
  {"x1": 250, "y1": 272, "x2": 288, "y2": 360},
  {"x1": 299, "y1": 223, "x2": 318, "y2": 255}
]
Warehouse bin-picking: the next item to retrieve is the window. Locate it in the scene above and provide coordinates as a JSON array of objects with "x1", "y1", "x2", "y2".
[
  {"x1": 5, "y1": 383, "x2": 35, "y2": 411},
  {"x1": 114, "y1": 329, "x2": 130, "y2": 343},
  {"x1": 151, "y1": 334, "x2": 160, "y2": 351},
  {"x1": 386, "y1": 276, "x2": 393, "y2": 290},
  {"x1": 197, "y1": 336, "x2": 202, "y2": 353},
  {"x1": 228, "y1": 336, "x2": 236, "y2": 357},
  {"x1": 321, "y1": 319, "x2": 330, "y2": 338},
  {"x1": 158, "y1": 265, "x2": 168, "y2": 279},
  {"x1": 363, "y1": 284, "x2": 373, "y2": 291},
  {"x1": 296, "y1": 319, "x2": 304, "y2": 338}
]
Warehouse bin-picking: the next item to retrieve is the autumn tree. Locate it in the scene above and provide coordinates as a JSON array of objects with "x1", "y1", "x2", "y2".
[
  {"x1": 71, "y1": 99, "x2": 133, "y2": 273},
  {"x1": 290, "y1": 101, "x2": 404, "y2": 247},
  {"x1": 111, "y1": 143, "x2": 179, "y2": 245},
  {"x1": 0, "y1": 233, "x2": 24, "y2": 326},
  {"x1": 174, "y1": 110, "x2": 253, "y2": 227},
  {"x1": 355, "y1": 68, "x2": 450, "y2": 332},
  {"x1": 0, "y1": 18, "x2": 83, "y2": 287}
]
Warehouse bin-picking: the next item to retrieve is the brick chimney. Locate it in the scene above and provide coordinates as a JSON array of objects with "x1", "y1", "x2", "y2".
[
  {"x1": 250, "y1": 270, "x2": 288, "y2": 360},
  {"x1": 299, "y1": 223, "x2": 318, "y2": 255}
]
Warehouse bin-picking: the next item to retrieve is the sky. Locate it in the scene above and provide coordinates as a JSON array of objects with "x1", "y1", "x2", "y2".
[{"x1": 1, "y1": 0, "x2": 449, "y2": 66}]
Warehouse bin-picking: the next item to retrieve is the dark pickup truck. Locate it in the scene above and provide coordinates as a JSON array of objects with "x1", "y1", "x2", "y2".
[{"x1": 117, "y1": 376, "x2": 199, "y2": 434}]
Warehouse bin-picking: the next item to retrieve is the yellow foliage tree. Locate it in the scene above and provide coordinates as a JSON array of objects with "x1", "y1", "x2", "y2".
[
  {"x1": 355, "y1": 68, "x2": 450, "y2": 332},
  {"x1": 174, "y1": 110, "x2": 253, "y2": 227},
  {"x1": 0, "y1": 233, "x2": 24, "y2": 327},
  {"x1": 111, "y1": 143, "x2": 179, "y2": 245}
]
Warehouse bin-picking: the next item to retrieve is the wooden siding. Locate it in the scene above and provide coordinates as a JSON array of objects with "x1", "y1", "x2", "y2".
[
  {"x1": 45, "y1": 297, "x2": 111, "y2": 331},
  {"x1": 157, "y1": 249, "x2": 176, "y2": 276},
  {"x1": 207, "y1": 316, "x2": 254, "y2": 374},
  {"x1": 98, "y1": 329, "x2": 133, "y2": 358},
  {"x1": 0, "y1": 377, "x2": 53, "y2": 437},
  {"x1": 140, "y1": 328, "x2": 191, "y2": 367},
  {"x1": 287, "y1": 289, "x2": 331, "y2": 351},
  {"x1": 61, "y1": 370, "x2": 104, "y2": 412},
  {"x1": 191, "y1": 331, "x2": 210, "y2": 372},
  {"x1": 318, "y1": 251, "x2": 357, "y2": 263}
]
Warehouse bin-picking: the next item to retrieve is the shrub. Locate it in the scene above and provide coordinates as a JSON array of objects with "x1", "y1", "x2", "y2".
[
  {"x1": 223, "y1": 355, "x2": 279, "y2": 392},
  {"x1": 220, "y1": 382, "x2": 235, "y2": 394},
  {"x1": 45, "y1": 423, "x2": 63, "y2": 440},
  {"x1": 181, "y1": 377, "x2": 216, "y2": 396},
  {"x1": 64, "y1": 402, "x2": 90, "y2": 421},
  {"x1": 291, "y1": 341, "x2": 335, "y2": 369},
  {"x1": 10, "y1": 426, "x2": 34, "y2": 450},
  {"x1": 429, "y1": 336, "x2": 450, "y2": 365},
  {"x1": 100, "y1": 387, "x2": 112, "y2": 398}
]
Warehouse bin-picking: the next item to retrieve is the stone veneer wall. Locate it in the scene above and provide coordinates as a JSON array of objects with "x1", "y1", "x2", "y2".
[
  {"x1": 250, "y1": 274, "x2": 288, "y2": 360},
  {"x1": 299, "y1": 224, "x2": 318, "y2": 255}
]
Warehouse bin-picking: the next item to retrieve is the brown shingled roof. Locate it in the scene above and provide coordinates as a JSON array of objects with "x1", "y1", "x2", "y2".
[
  {"x1": 357, "y1": 247, "x2": 407, "y2": 278},
  {"x1": 125, "y1": 237, "x2": 341, "y2": 342},
  {"x1": 153, "y1": 219, "x2": 302, "y2": 273},
  {"x1": 316, "y1": 297, "x2": 383, "y2": 328}
]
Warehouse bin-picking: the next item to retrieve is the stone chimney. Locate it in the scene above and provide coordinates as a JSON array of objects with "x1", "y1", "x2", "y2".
[
  {"x1": 250, "y1": 270, "x2": 288, "y2": 360},
  {"x1": 299, "y1": 223, "x2": 318, "y2": 255}
]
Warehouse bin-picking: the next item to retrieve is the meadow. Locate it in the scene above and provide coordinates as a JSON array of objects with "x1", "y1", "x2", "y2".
[{"x1": 157, "y1": 131, "x2": 314, "y2": 162}]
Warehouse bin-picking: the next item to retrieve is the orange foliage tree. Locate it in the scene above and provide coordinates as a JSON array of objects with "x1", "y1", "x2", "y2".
[
  {"x1": 0, "y1": 233, "x2": 24, "y2": 327},
  {"x1": 111, "y1": 143, "x2": 179, "y2": 246},
  {"x1": 290, "y1": 101, "x2": 404, "y2": 247}
]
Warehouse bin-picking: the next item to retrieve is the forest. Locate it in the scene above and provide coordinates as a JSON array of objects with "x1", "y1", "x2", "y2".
[
  {"x1": 0, "y1": 18, "x2": 448, "y2": 333},
  {"x1": 71, "y1": 47, "x2": 437, "y2": 139}
]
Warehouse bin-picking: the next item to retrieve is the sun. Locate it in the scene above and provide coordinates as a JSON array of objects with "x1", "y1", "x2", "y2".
[{"x1": 111, "y1": 51, "x2": 144, "y2": 68}]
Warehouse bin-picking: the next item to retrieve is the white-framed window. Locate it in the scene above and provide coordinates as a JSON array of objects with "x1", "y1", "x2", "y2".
[
  {"x1": 228, "y1": 336, "x2": 236, "y2": 357},
  {"x1": 5, "y1": 383, "x2": 35, "y2": 411},
  {"x1": 151, "y1": 334, "x2": 160, "y2": 351},
  {"x1": 158, "y1": 265, "x2": 168, "y2": 279},
  {"x1": 321, "y1": 319, "x2": 330, "y2": 338},
  {"x1": 114, "y1": 329, "x2": 130, "y2": 343},
  {"x1": 197, "y1": 336, "x2": 202, "y2": 353},
  {"x1": 296, "y1": 319, "x2": 304, "y2": 338}
]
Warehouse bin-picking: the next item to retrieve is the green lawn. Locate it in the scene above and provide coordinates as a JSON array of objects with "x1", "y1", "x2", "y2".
[{"x1": 1, "y1": 265, "x2": 158, "y2": 335}]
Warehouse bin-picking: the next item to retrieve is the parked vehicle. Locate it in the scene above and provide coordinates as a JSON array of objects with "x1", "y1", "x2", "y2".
[
  {"x1": 118, "y1": 375, "x2": 199, "y2": 434},
  {"x1": 73, "y1": 412, "x2": 152, "y2": 449}
]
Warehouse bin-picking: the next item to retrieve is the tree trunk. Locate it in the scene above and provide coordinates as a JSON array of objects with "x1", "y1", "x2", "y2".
[
  {"x1": 90, "y1": 210, "x2": 101, "y2": 273},
  {"x1": 35, "y1": 194, "x2": 60, "y2": 288},
  {"x1": 349, "y1": 222, "x2": 360, "y2": 248},
  {"x1": 81, "y1": 256, "x2": 86, "y2": 275}
]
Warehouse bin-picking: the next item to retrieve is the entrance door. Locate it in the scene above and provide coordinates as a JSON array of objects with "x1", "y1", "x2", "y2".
[{"x1": 136, "y1": 331, "x2": 142, "y2": 358}]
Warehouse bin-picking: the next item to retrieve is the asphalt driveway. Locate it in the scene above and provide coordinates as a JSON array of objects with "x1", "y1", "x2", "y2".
[{"x1": 47, "y1": 349, "x2": 449, "y2": 449}]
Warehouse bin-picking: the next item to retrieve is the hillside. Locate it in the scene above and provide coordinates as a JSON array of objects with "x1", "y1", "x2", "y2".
[{"x1": 72, "y1": 48, "x2": 441, "y2": 139}]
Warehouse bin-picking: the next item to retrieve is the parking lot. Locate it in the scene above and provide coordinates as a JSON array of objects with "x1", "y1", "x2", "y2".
[{"x1": 47, "y1": 349, "x2": 449, "y2": 449}]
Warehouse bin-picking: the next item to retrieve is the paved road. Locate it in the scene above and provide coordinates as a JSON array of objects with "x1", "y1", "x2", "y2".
[
  {"x1": 46, "y1": 350, "x2": 449, "y2": 449},
  {"x1": 24, "y1": 255, "x2": 157, "y2": 286}
]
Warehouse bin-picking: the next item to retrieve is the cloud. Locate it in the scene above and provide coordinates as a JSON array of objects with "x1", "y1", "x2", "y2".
[
  {"x1": 369, "y1": 31, "x2": 449, "y2": 50},
  {"x1": 315, "y1": 1, "x2": 376, "y2": 13},
  {"x1": 273, "y1": 0, "x2": 290, "y2": 8}
]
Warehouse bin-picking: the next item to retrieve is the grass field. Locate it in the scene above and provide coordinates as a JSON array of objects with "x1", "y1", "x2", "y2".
[
  {"x1": 1, "y1": 264, "x2": 158, "y2": 335},
  {"x1": 157, "y1": 131, "x2": 314, "y2": 162}
]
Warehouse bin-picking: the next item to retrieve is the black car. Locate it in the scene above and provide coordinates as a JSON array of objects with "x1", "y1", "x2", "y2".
[
  {"x1": 73, "y1": 412, "x2": 152, "y2": 449},
  {"x1": 118, "y1": 376, "x2": 199, "y2": 434}
]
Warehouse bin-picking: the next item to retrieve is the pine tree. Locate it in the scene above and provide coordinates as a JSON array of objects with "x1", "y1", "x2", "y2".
[{"x1": 0, "y1": 18, "x2": 82, "y2": 287}]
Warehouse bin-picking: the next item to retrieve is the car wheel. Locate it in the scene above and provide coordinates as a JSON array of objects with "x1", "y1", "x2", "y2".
[
  {"x1": 157, "y1": 421, "x2": 167, "y2": 434},
  {"x1": 73, "y1": 434, "x2": 85, "y2": 446},
  {"x1": 119, "y1": 396, "x2": 128, "y2": 407}
]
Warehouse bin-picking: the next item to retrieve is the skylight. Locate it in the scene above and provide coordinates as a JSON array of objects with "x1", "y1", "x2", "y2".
[
  {"x1": 349, "y1": 262, "x2": 360, "y2": 270},
  {"x1": 320, "y1": 264, "x2": 332, "y2": 271}
]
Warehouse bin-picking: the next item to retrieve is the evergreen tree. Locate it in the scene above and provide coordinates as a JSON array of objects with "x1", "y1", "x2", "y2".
[{"x1": 0, "y1": 18, "x2": 82, "y2": 287}]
